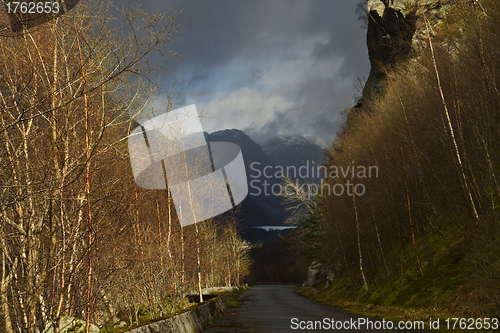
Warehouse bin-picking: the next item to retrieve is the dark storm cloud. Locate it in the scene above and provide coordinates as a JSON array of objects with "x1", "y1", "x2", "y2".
[
  {"x1": 186, "y1": 73, "x2": 209, "y2": 87},
  {"x1": 126, "y1": 0, "x2": 370, "y2": 147}
]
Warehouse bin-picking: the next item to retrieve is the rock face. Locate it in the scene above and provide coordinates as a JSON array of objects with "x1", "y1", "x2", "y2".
[
  {"x1": 361, "y1": 0, "x2": 452, "y2": 104},
  {"x1": 305, "y1": 260, "x2": 322, "y2": 287},
  {"x1": 127, "y1": 295, "x2": 228, "y2": 333},
  {"x1": 304, "y1": 261, "x2": 339, "y2": 289}
]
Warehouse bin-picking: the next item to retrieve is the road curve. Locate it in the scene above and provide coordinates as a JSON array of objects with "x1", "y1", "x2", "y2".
[{"x1": 203, "y1": 285, "x2": 429, "y2": 333}]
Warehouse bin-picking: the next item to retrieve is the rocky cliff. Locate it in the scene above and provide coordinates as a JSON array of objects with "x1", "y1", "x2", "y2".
[{"x1": 358, "y1": 0, "x2": 453, "y2": 107}]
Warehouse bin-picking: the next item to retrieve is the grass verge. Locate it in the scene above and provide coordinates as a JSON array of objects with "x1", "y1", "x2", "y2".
[{"x1": 296, "y1": 227, "x2": 500, "y2": 333}]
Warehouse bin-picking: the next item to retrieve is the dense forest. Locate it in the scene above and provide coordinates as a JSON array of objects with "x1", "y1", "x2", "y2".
[
  {"x1": 0, "y1": 1, "x2": 250, "y2": 332},
  {"x1": 299, "y1": 0, "x2": 500, "y2": 317}
]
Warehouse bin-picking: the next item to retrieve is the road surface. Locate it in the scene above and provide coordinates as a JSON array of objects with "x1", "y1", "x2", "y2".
[{"x1": 203, "y1": 285, "x2": 429, "y2": 332}]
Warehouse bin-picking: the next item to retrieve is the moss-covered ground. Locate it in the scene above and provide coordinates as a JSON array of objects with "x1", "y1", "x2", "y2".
[{"x1": 296, "y1": 227, "x2": 500, "y2": 333}]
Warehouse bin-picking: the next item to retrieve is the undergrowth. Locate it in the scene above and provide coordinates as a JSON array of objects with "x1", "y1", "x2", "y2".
[{"x1": 297, "y1": 223, "x2": 500, "y2": 333}]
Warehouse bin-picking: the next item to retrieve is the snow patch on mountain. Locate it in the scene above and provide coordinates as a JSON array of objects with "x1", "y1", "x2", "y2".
[
  {"x1": 262, "y1": 134, "x2": 314, "y2": 155},
  {"x1": 262, "y1": 134, "x2": 324, "y2": 166}
]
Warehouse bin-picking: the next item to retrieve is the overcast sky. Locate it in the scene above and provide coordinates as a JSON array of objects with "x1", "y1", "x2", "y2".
[{"x1": 133, "y1": 0, "x2": 370, "y2": 147}]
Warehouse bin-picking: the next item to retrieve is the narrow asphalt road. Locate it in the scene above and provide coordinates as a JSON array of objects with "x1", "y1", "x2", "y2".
[{"x1": 203, "y1": 285, "x2": 430, "y2": 333}]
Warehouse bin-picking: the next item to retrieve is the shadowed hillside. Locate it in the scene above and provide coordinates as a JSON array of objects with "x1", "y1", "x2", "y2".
[{"x1": 297, "y1": 0, "x2": 500, "y2": 321}]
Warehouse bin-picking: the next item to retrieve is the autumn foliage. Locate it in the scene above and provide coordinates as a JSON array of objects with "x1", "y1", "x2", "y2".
[
  {"x1": 0, "y1": 1, "x2": 250, "y2": 332},
  {"x1": 303, "y1": 0, "x2": 500, "y2": 314}
]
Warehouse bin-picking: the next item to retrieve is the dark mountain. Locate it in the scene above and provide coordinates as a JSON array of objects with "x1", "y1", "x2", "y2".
[
  {"x1": 206, "y1": 129, "x2": 282, "y2": 220},
  {"x1": 262, "y1": 134, "x2": 324, "y2": 168},
  {"x1": 205, "y1": 129, "x2": 279, "y2": 227},
  {"x1": 205, "y1": 129, "x2": 325, "y2": 227},
  {"x1": 206, "y1": 129, "x2": 275, "y2": 169},
  {"x1": 232, "y1": 195, "x2": 279, "y2": 227}
]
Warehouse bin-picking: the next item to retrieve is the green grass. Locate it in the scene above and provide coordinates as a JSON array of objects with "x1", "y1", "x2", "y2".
[
  {"x1": 296, "y1": 225, "x2": 499, "y2": 333},
  {"x1": 224, "y1": 288, "x2": 248, "y2": 307}
]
